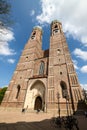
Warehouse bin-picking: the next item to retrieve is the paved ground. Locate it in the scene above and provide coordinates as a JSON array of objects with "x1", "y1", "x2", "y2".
[{"x1": 0, "y1": 111, "x2": 87, "y2": 130}]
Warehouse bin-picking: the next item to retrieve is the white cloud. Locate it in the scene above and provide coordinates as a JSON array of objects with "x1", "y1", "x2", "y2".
[
  {"x1": 73, "y1": 48, "x2": 87, "y2": 61},
  {"x1": 36, "y1": 0, "x2": 87, "y2": 46},
  {"x1": 0, "y1": 26, "x2": 16, "y2": 56},
  {"x1": 80, "y1": 65, "x2": 87, "y2": 73},
  {"x1": 72, "y1": 60, "x2": 79, "y2": 70},
  {"x1": 7, "y1": 59, "x2": 15, "y2": 64},
  {"x1": 30, "y1": 10, "x2": 35, "y2": 16},
  {"x1": 81, "y1": 84, "x2": 87, "y2": 90}
]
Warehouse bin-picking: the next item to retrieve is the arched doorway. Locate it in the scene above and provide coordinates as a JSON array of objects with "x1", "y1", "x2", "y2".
[
  {"x1": 34, "y1": 96, "x2": 42, "y2": 110},
  {"x1": 24, "y1": 80, "x2": 46, "y2": 111}
]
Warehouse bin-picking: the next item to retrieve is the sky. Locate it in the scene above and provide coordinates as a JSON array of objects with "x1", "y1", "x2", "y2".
[{"x1": 0, "y1": 0, "x2": 87, "y2": 90}]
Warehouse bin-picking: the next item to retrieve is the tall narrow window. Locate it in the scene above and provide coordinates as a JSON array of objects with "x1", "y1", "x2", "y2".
[
  {"x1": 73, "y1": 89, "x2": 77, "y2": 101},
  {"x1": 16, "y1": 85, "x2": 20, "y2": 99},
  {"x1": 60, "y1": 81, "x2": 67, "y2": 98},
  {"x1": 74, "y1": 89, "x2": 78, "y2": 101},
  {"x1": 39, "y1": 61, "x2": 45, "y2": 75},
  {"x1": 78, "y1": 89, "x2": 81, "y2": 99},
  {"x1": 31, "y1": 31, "x2": 36, "y2": 39},
  {"x1": 53, "y1": 25, "x2": 59, "y2": 34}
]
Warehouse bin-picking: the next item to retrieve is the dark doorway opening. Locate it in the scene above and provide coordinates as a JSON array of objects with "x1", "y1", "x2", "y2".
[{"x1": 34, "y1": 96, "x2": 42, "y2": 110}]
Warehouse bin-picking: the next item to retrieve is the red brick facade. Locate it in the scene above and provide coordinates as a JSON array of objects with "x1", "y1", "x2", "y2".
[{"x1": 1, "y1": 20, "x2": 83, "y2": 114}]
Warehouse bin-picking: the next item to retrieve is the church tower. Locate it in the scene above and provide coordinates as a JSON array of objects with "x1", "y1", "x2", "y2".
[
  {"x1": 1, "y1": 26, "x2": 43, "y2": 108},
  {"x1": 48, "y1": 20, "x2": 83, "y2": 114},
  {"x1": 1, "y1": 20, "x2": 83, "y2": 115}
]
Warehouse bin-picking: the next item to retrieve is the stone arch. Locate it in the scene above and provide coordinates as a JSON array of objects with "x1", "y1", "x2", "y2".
[
  {"x1": 30, "y1": 80, "x2": 45, "y2": 90},
  {"x1": 31, "y1": 31, "x2": 36, "y2": 39},
  {"x1": 24, "y1": 80, "x2": 45, "y2": 111},
  {"x1": 54, "y1": 24, "x2": 58, "y2": 28},
  {"x1": 32, "y1": 31, "x2": 36, "y2": 35},
  {"x1": 53, "y1": 24, "x2": 59, "y2": 34}
]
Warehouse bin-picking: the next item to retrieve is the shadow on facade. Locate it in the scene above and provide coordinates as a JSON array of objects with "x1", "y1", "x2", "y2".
[{"x1": 75, "y1": 99, "x2": 87, "y2": 115}]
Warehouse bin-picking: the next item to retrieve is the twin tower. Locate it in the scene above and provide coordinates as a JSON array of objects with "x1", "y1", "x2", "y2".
[{"x1": 1, "y1": 20, "x2": 83, "y2": 115}]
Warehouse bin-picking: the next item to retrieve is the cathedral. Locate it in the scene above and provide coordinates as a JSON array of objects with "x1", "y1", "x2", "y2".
[{"x1": 1, "y1": 20, "x2": 83, "y2": 115}]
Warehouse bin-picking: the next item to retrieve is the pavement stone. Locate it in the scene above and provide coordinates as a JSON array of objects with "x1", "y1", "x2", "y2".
[{"x1": 0, "y1": 111, "x2": 87, "y2": 130}]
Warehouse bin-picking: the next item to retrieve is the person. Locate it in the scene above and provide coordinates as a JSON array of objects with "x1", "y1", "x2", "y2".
[
  {"x1": 36, "y1": 109, "x2": 40, "y2": 113},
  {"x1": 22, "y1": 108, "x2": 25, "y2": 113}
]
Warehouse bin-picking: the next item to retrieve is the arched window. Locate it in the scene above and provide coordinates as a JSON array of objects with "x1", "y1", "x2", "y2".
[
  {"x1": 39, "y1": 61, "x2": 45, "y2": 75},
  {"x1": 31, "y1": 31, "x2": 36, "y2": 39},
  {"x1": 60, "y1": 81, "x2": 67, "y2": 98},
  {"x1": 16, "y1": 85, "x2": 20, "y2": 99},
  {"x1": 33, "y1": 32, "x2": 36, "y2": 35},
  {"x1": 53, "y1": 24, "x2": 59, "y2": 34}
]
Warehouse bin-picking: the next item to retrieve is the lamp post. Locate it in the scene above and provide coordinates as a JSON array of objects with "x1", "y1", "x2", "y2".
[{"x1": 57, "y1": 92, "x2": 60, "y2": 117}]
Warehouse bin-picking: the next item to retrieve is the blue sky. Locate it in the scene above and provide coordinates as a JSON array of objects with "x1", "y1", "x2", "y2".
[{"x1": 0, "y1": 0, "x2": 87, "y2": 90}]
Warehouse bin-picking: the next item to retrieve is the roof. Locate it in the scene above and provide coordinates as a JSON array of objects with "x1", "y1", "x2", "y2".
[
  {"x1": 51, "y1": 20, "x2": 62, "y2": 25},
  {"x1": 33, "y1": 26, "x2": 43, "y2": 33}
]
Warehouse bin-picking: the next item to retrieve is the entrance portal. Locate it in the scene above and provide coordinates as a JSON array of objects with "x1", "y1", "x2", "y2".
[{"x1": 34, "y1": 96, "x2": 42, "y2": 110}]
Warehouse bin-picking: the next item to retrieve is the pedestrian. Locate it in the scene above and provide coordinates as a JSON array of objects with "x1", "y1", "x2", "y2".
[{"x1": 22, "y1": 108, "x2": 25, "y2": 113}]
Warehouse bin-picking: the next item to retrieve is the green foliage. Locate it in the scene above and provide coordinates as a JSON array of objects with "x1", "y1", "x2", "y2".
[
  {"x1": 82, "y1": 89, "x2": 87, "y2": 105},
  {"x1": 0, "y1": 87, "x2": 7, "y2": 104},
  {"x1": 0, "y1": 0, "x2": 11, "y2": 14},
  {"x1": 0, "y1": 0, "x2": 12, "y2": 26}
]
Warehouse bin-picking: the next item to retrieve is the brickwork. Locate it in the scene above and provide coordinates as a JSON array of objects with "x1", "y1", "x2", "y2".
[{"x1": 1, "y1": 20, "x2": 83, "y2": 114}]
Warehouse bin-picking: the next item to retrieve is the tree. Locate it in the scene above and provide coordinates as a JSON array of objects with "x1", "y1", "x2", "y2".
[
  {"x1": 0, "y1": 87, "x2": 7, "y2": 104},
  {"x1": 82, "y1": 89, "x2": 87, "y2": 104},
  {"x1": 0, "y1": 0, "x2": 11, "y2": 14},
  {"x1": 0, "y1": 0, "x2": 12, "y2": 27}
]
